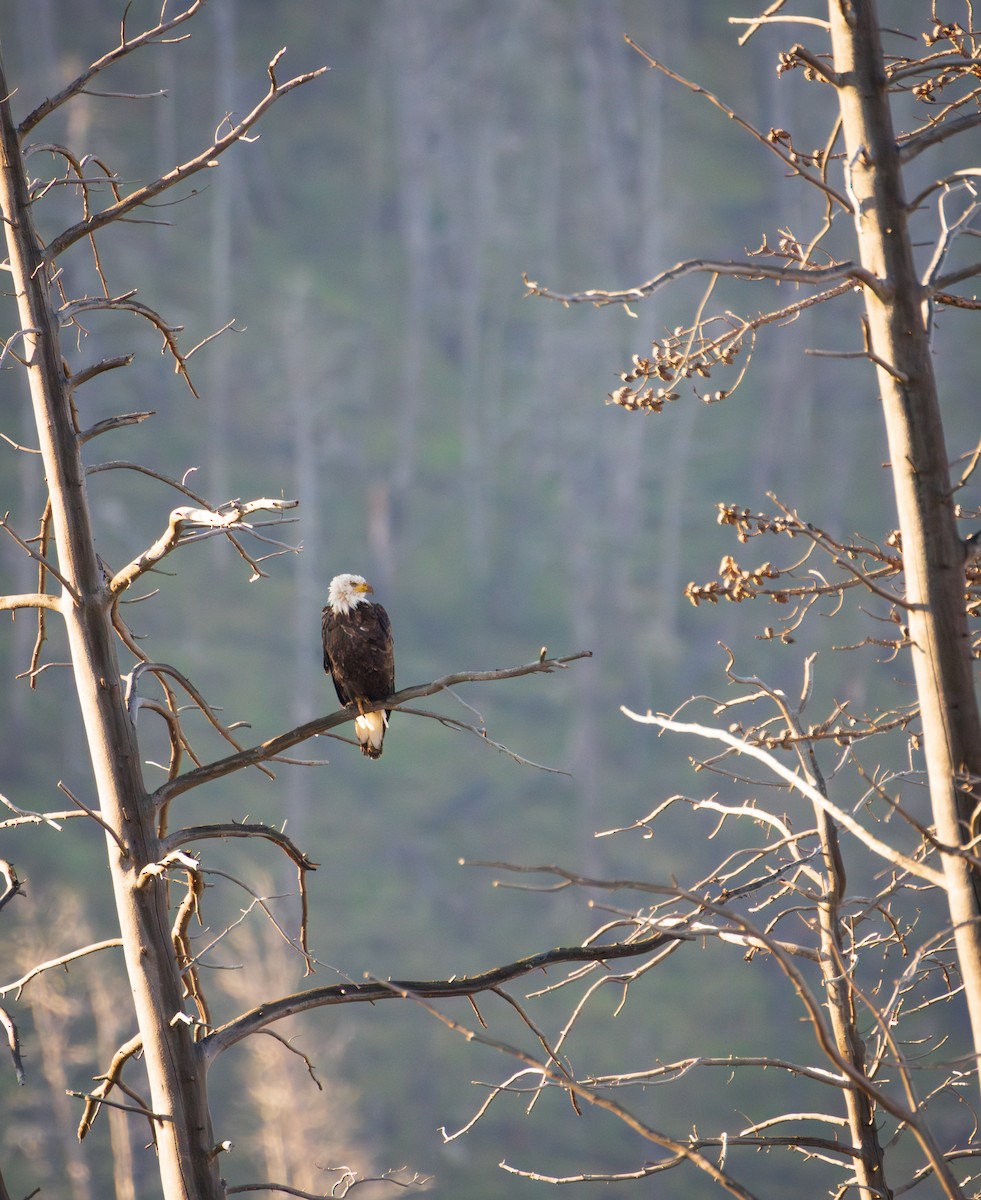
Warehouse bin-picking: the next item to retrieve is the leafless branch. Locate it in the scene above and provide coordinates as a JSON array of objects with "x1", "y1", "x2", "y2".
[
  {"x1": 200, "y1": 868, "x2": 314, "y2": 972},
  {"x1": 202, "y1": 913, "x2": 682, "y2": 1062},
  {"x1": 125, "y1": 659, "x2": 272, "y2": 783},
  {"x1": 584, "y1": 1054, "x2": 846, "y2": 1090},
  {"x1": 0, "y1": 513, "x2": 79, "y2": 601},
  {"x1": 79, "y1": 410, "x2": 155, "y2": 444},
  {"x1": 1, "y1": 938, "x2": 123, "y2": 999},
  {"x1": 0, "y1": 794, "x2": 84, "y2": 831},
  {"x1": 68, "y1": 354, "x2": 134, "y2": 390},
  {"x1": 524, "y1": 257, "x2": 876, "y2": 310},
  {"x1": 933, "y1": 260, "x2": 981, "y2": 290},
  {"x1": 730, "y1": 0, "x2": 790, "y2": 45},
  {"x1": 479, "y1": 864, "x2": 964, "y2": 1194},
  {"x1": 60, "y1": 294, "x2": 199, "y2": 395},
  {"x1": 622, "y1": 710, "x2": 944, "y2": 886},
  {"x1": 171, "y1": 865, "x2": 210, "y2": 1029},
  {"x1": 900, "y1": 111, "x2": 981, "y2": 162},
  {"x1": 0, "y1": 326, "x2": 40, "y2": 369},
  {"x1": 151, "y1": 651, "x2": 590, "y2": 809},
  {"x1": 44, "y1": 51, "x2": 328, "y2": 261},
  {"x1": 625, "y1": 36, "x2": 850, "y2": 210},
  {"x1": 68, "y1": 1089, "x2": 170, "y2": 1123},
  {"x1": 184, "y1": 317, "x2": 242, "y2": 359},
  {"x1": 24, "y1": 500, "x2": 55, "y2": 690},
  {"x1": 77, "y1": 1033, "x2": 145, "y2": 1139},
  {"x1": 781, "y1": 43, "x2": 841, "y2": 86},
  {"x1": 57, "y1": 780, "x2": 128, "y2": 856},
  {"x1": 0, "y1": 431, "x2": 41, "y2": 454},
  {"x1": 162, "y1": 823, "x2": 317, "y2": 874},
  {"x1": 226, "y1": 1169, "x2": 431, "y2": 1198},
  {"x1": 931, "y1": 289, "x2": 981, "y2": 311},
  {"x1": 608, "y1": 279, "x2": 854, "y2": 412},
  {"x1": 730, "y1": 13, "x2": 831, "y2": 39},
  {"x1": 397, "y1": 705, "x2": 572, "y2": 775},
  {"x1": 0, "y1": 593, "x2": 61, "y2": 613},
  {"x1": 0, "y1": 860, "x2": 22, "y2": 915},
  {"x1": 109, "y1": 498, "x2": 299, "y2": 594},
  {"x1": 387, "y1": 982, "x2": 764, "y2": 1200},
  {"x1": 18, "y1": 1, "x2": 207, "y2": 136},
  {"x1": 88, "y1": 461, "x2": 276, "y2": 581},
  {"x1": 908, "y1": 167, "x2": 981, "y2": 212}
]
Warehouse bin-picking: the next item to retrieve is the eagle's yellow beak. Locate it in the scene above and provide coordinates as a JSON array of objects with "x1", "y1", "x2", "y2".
[{"x1": 355, "y1": 581, "x2": 374, "y2": 595}]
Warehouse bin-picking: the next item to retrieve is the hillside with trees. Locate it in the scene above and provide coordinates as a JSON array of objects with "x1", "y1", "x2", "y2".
[{"x1": 2, "y1": 2, "x2": 980, "y2": 1198}]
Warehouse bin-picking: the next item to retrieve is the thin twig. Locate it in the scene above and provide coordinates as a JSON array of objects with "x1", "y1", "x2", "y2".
[
  {"x1": 524, "y1": 257, "x2": 876, "y2": 309},
  {"x1": 44, "y1": 52, "x2": 328, "y2": 260},
  {"x1": 625, "y1": 36, "x2": 850, "y2": 210},
  {"x1": 57, "y1": 781, "x2": 128, "y2": 856},
  {"x1": 1, "y1": 939, "x2": 123, "y2": 998},
  {"x1": 0, "y1": 513, "x2": 79, "y2": 601},
  {"x1": 202, "y1": 911, "x2": 683, "y2": 1062},
  {"x1": 18, "y1": 1, "x2": 207, "y2": 136},
  {"x1": 621, "y1": 711, "x2": 944, "y2": 887}
]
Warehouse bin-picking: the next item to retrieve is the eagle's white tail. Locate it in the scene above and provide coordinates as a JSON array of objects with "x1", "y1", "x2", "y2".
[{"x1": 355, "y1": 711, "x2": 387, "y2": 759}]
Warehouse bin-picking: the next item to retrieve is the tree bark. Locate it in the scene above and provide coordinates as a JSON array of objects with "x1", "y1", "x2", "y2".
[
  {"x1": 813, "y1": 791, "x2": 890, "y2": 1199},
  {"x1": 0, "y1": 51, "x2": 222, "y2": 1200},
  {"x1": 828, "y1": 0, "x2": 981, "y2": 1068}
]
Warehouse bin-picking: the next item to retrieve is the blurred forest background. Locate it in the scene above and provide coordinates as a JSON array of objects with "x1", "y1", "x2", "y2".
[{"x1": 1, "y1": 1, "x2": 979, "y2": 1198}]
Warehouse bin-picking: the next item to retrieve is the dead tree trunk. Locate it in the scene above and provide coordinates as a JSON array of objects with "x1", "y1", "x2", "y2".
[
  {"x1": 0, "y1": 52, "x2": 223, "y2": 1200},
  {"x1": 828, "y1": 0, "x2": 981, "y2": 1062},
  {"x1": 2, "y1": 10, "x2": 602, "y2": 1198}
]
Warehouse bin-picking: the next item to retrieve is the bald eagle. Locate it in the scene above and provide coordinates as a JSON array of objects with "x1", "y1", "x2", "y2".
[{"x1": 322, "y1": 573, "x2": 395, "y2": 759}]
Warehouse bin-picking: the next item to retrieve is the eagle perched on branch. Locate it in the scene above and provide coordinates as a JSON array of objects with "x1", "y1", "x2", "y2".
[{"x1": 322, "y1": 573, "x2": 395, "y2": 759}]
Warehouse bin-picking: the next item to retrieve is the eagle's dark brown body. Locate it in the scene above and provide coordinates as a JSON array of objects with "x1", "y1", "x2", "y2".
[{"x1": 322, "y1": 574, "x2": 395, "y2": 758}]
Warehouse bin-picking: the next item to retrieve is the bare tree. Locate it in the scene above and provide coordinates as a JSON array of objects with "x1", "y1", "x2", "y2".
[
  {"x1": 5, "y1": 4, "x2": 980, "y2": 1199},
  {"x1": 0, "y1": 8, "x2": 607, "y2": 1198},
  {"x1": 408, "y1": 1, "x2": 981, "y2": 1196}
]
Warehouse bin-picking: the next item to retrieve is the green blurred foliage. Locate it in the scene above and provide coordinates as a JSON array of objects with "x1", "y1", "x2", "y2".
[{"x1": 1, "y1": 2, "x2": 978, "y2": 1198}]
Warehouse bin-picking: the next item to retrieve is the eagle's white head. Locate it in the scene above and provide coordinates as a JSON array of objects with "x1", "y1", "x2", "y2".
[{"x1": 327, "y1": 573, "x2": 374, "y2": 615}]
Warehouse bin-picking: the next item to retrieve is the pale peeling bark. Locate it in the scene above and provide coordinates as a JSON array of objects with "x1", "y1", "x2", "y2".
[
  {"x1": 815, "y1": 815, "x2": 890, "y2": 1200},
  {"x1": 829, "y1": 0, "x2": 981, "y2": 1066},
  {"x1": 0, "y1": 53, "x2": 222, "y2": 1200}
]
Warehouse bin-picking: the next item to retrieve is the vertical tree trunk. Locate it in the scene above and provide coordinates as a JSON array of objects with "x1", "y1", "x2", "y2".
[
  {"x1": 810, "y1": 780, "x2": 890, "y2": 1198},
  {"x1": 0, "y1": 54, "x2": 222, "y2": 1200},
  {"x1": 829, "y1": 0, "x2": 981, "y2": 1064}
]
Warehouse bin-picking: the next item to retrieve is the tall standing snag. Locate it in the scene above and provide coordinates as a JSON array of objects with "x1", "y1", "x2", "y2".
[
  {"x1": 0, "y1": 10, "x2": 325, "y2": 1198},
  {"x1": 0, "y1": 54, "x2": 223, "y2": 1200},
  {"x1": 528, "y1": 0, "x2": 981, "y2": 1076},
  {"x1": 828, "y1": 0, "x2": 981, "y2": 1059},
  {"x1": 514, "y1": 2, "x2": 981, "y2": 1196},
  {"x1": 1, "y1": 11, "x2": 605, "y2": 1198}
]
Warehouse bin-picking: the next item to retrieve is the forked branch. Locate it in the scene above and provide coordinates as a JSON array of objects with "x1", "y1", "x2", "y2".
[
  {"x1": 45, "y1": 51, "x2": 328, "y2": 261},
  {"x1": 77, "y1": 1033, "x2": 145, "y2": 1140},
  {"x1": 202, "y1": 916, "x2": 685, "y2": 1063},
  {"x1": 109, "y1": 498, "x2": 299, "y2": 594},
  {"x1": 18, "y1": 1, "x2": 207, "y2": 137},
  {"x1": 162, "y1": 824, "x2": 317, "y2": 875},
  {"x1": 624, "y1": 35, "x2": 851, "y2": 211},
  {"x1": 0, "y1": 938, "x2": 123, "y2": 999},
  {"x1": 151, "y1": 651, "x2": 592, "y2": 809},
  {"x1": 523, "y1": 257, "x2": 877, "y2": 310},
  {"x1": 622, "y1": 710, "x2": 944, "y2": 887}
]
